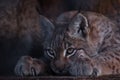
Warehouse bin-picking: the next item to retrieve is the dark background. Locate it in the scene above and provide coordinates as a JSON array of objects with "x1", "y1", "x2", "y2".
[
  {"x1": 38, "y1": 0, "x2": 120, "y2": 19},
  {"x1": 33, "y1": 0, "x2": 120, "y2": 27},
  {"x1": 0, "y1": 0, "x2": 120, "y2": 18}
]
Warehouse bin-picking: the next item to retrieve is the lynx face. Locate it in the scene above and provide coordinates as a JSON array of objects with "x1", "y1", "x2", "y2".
[
  {"x1": 44, "y1": 11, "x2": 119, "y2": 76},
  {"x1": 44, "y1": 24, "x2": 95, "y2": 76}
]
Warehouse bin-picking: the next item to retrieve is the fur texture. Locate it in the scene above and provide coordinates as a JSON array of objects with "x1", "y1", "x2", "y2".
[{"x1": 44, "y1": 11, "x2": 120, "y2": 76}]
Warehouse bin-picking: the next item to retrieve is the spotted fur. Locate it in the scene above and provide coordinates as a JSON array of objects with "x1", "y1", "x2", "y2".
[{"x1": 45, "y1": 11, "x2": 120, "y2": 76}]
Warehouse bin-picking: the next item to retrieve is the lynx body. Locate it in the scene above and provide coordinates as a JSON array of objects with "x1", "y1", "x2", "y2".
[
  {"x1": 45, "y1": 11, "x2": 120, "y2": 76},
  {"x1": 15, "y1": 11, "x2": 120, "y2": 76}
]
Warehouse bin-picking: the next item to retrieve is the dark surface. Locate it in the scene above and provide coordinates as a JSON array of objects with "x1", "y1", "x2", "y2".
[{"x1": 0, "y1": 75, "x2": 120, "y2": 80}]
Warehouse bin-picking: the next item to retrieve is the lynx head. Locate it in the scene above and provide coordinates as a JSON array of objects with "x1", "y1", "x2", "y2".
[{"x1": 43, "y1": 11, "x2": 113, "y2": 76}]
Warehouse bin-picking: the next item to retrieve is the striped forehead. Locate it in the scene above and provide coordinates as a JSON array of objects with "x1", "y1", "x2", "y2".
[
  {"x1": 48, "y1": 25, "x2": 75, "y2": 57},
  {"x1": 50, "y1": 25, "x2": 68, "y2": 49}
]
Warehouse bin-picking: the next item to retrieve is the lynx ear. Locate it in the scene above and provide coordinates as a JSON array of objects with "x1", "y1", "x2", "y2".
[
  {"x1": 68, "y1": 13, "x2": 89, "y2": 39},
  {"x1": 39, "y1": 15, "x2": 54, "y2": 47}
]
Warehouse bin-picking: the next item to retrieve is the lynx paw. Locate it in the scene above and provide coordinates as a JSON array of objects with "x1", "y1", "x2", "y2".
[{"x1": 14, "y1": 56, "x2": 46, "y2": 76}]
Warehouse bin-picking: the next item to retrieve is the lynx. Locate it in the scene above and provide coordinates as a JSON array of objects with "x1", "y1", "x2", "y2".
[
  {"x1": 15, "y1": 11, "x2": 120, "y2": 76},
  {"x1": 44, "y1": 11, "x2": 120, "y2": 76}
]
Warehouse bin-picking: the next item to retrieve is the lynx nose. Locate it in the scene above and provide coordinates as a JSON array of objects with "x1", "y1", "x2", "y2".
[
  {"x1": 55, "y1": 60, "x2": 64, "y2": 69},
  {"x1": 53, "y1": 60, "x2": 66, "y2": 73}
]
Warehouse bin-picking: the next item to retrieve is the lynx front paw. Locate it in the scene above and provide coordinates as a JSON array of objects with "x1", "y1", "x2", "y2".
[{"x1": 14, "y1": 56, "x2": 46, "y2": 76}]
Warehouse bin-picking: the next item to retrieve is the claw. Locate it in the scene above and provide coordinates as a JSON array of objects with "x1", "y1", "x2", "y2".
[
  {"x1": 92, "y1": 68, "x2": 98, "y2": 77},
  {"x1": 31, "y1": 67, "x2": 36, "y2": 76}
]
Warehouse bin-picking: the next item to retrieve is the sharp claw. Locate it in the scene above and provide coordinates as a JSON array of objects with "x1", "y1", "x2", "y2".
[
  {"x1": 31, "y1": 67, "x2": 36, "y2": 76},
  {"x1": 92, "y1": 68, "x2": 98, "y2": 77}
]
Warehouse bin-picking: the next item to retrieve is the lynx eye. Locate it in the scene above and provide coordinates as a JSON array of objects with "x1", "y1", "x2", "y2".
[
  {"x1": 46, "y1": 49, "x2": 55, "y2": 58},
  {"x1": 66, "y1": 48, "x2": 76, "y2": 57}
]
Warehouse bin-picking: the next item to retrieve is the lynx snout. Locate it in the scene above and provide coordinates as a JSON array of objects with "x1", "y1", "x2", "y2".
[{"x1": 51, "y1": 59, "x2": 69, "y2": 75}]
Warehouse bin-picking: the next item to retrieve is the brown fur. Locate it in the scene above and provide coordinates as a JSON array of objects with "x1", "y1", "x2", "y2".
[{"x1": 44, "y1": 11, "x2": 120, "y2": 76}]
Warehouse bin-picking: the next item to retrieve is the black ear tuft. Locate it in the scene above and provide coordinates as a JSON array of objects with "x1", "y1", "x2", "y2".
[{"x1": 78, "y1": 17, "x2": 87, "y2": 38}]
